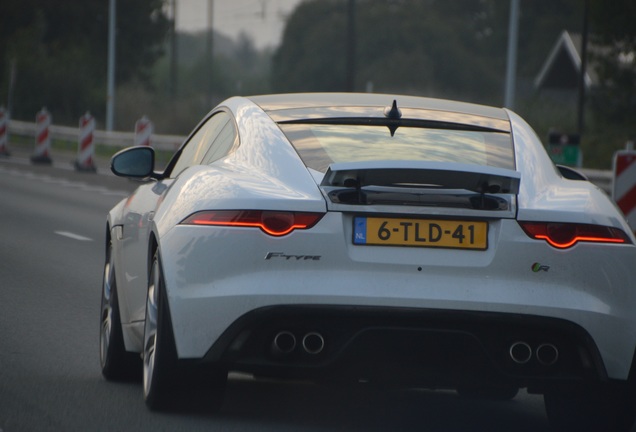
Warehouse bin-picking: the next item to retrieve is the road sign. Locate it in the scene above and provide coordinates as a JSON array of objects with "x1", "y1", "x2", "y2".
[{"x1": 547, "y1": 132, "x2": 581, "y2": 167}]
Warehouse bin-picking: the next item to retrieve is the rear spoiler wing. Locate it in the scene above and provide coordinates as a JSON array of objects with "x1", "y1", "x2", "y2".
[{"x1": 321, "y1": 161, "x2": 520, "y2": 195}]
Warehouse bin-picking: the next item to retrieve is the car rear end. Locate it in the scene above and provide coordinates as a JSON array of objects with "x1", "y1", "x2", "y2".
[{"x1": 165, "y1": 95, "x2": 636, "y2": 396}]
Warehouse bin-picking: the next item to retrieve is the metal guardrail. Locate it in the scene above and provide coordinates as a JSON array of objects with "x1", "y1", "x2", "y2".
[
  {"x1": 8, "y1": 119, "x2": 185, "y2": 152},
  {"x1": 7, "y1": 119, "x2": 614, "y2": 193}
]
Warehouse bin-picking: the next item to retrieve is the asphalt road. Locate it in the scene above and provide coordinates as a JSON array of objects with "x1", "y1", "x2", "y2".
[{"x1": 0, "y1": 152, "x2": 557, "y2": 431}]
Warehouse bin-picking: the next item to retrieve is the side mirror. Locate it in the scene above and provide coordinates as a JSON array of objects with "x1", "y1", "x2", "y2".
[
  {"x1": 111, "y1": 146, "x2": 156, "y2": 178},
  {"x1": 556, "y1": 164, "x2": 588, "y2": 181}
]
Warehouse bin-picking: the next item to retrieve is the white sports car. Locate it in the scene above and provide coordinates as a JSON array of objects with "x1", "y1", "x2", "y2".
[{"x1": 100, "y1": 93, "x2": 636, "y2": 431}]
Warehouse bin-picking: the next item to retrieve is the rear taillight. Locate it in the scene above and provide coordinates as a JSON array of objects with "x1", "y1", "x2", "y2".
[
  {"x1": 518, "y1": 221, "x2": 631, "y2": 249},
  {"x1": 180, "y1": 210, "x2": 324, "y2": 236}
]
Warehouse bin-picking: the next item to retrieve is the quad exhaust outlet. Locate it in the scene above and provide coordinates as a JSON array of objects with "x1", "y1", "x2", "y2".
[
  {"x1": 509, "y1": 341, "x2": 533, "y2": 364},
  {"x1": 302, "y1": 332, "x2": 325, "y2": 355},
  {"x1": 272, "y1": 331, "x2": 325, "y2": 356},
  {"x1": 536, "y1": 343, "x2": 559, "y2": 366},
  {"x1": 509, "y1": 341, "x2": 559, "y2": 366},
  {"x1": 272, "y1": 331, "x2": 296, "y2": 355}
]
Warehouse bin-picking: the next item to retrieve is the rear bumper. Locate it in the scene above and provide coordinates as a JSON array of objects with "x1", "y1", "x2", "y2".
[
  {"x1": 158, "y1": 216, "x2": 636, "y2": 384},
  {"x1": 163, "y1": 265, "x2": 636, "y2": 383},
  {"x1": 200, "y1": 305, "x2": 610, "y2": 391}
]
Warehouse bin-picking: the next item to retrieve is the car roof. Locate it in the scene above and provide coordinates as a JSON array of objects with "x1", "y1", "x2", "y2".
[{"x1": 247, "y1": 93, "x2": 510, "y2": 132}]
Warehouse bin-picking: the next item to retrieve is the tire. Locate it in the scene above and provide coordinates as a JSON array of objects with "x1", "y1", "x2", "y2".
[
  {"x1": 457, "y1": 384, "x2": 519, "y2": 401},
  {"x1": 143, "y1": 252, "x2": 178, "y2": 410},
  {"x1": 100, "y1": 238, "x2": 141, "y2": 381},
  {"x1": 143, "y1": 251, "x2": 228, "y2": 412},
  {"x1": 544, "y1": 383, "x2": 636, "y2": 432}
]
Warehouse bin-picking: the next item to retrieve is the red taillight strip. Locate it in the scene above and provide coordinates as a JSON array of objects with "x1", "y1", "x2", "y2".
[
  {"x1": 181, "y1": 210, "x2": 324, "y2": 237},
  {"x1": 519, "y1": 221, "x2": 631, "y2": 249},
  {"x1": 533, "y1": 234, "x2": 626, "y2": 249}
]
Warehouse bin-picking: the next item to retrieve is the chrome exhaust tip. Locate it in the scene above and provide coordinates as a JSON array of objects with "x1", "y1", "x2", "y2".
[
  {"x1": 536, "y1": 343, "x2": 559, "y2": 366},
  {"x1": 509, "y1": 341, "x2": 532, "y2": 364},
  {"x1": 272, "y1": 331, "x2": 296, "y2": 355},
  {"x1": 302, "y1": 332, "x2": 325, "y2": 354}
]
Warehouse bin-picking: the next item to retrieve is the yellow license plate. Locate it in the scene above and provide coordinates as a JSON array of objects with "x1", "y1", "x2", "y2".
[{"x1": 353, "y1": 217, "x2": 488, "y2": 250}]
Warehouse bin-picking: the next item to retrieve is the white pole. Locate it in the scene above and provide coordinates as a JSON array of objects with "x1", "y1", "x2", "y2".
[
  {"x1": 504, "y1": 0, "x2": 519, "y2": 109},
  {"x1": 106, "y1": 0, "x2": 116, "y2": 131}
]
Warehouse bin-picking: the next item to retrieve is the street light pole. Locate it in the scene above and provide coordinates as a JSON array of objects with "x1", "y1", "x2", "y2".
[
  {"x1": 504, "y1": 0, "x2": 519, "y2": 109},
  {"x1": 106, "y1": 0, "x2": 116, "y2": 131},
  {"x1": 577, "y1": 0, "x2": 590, "y2": 136},
  {"x1": 207, "y1": 0, "x2": 214, "y2": 108},
  {"x1": 346, "y1": 0, "x2": 356, "y2": 92},
  {"x1": 170, "y1": 0, "x2": 178, "y2": 100}
]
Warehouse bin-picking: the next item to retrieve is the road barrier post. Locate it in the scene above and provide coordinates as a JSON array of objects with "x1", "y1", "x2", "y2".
[
  {"x1": 134, "y1": 116, "x2": 153, "y2": 147},
  {"x1": 74, "y1": 112, "x2": 97, "y2": 172},
  {"x1": 0, "y1": 106, "x2": 9, "y2": 157},
  {"x1": 31, "y1": 107, "x2": 53, "y2": 164},
  {"x1": 613, "y1": 140, "x2": 636, "y2": 235}
]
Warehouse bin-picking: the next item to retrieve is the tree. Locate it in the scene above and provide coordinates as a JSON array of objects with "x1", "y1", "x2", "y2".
[
  {"x1": 272, "y1": 0, "x2": 505, "y2": 101},
  {"x1": 353, "y1": 0, "x2": 500, "y2": 101},
  {"x1": 272, "y1": 1, "x2": 350, "y2": 92},
  {"x1": 271, "y1": 0, "x2": 587, "y2": 105},
  {"x1": 588, "y1": 0, "x2": 636, "y2": 122},
  {"x1": 0, "y1": 0, "x2": 169, "y2": 124}
]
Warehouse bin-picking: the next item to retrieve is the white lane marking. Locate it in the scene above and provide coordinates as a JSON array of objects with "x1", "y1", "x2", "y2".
[{"x1": 55, "y1": 231, "x2": 94, "y2": 242}]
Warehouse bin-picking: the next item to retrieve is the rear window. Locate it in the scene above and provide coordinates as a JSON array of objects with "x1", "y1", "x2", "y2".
[{"x1": 279, "y1": 123, "x2": 515, "y2": 173}]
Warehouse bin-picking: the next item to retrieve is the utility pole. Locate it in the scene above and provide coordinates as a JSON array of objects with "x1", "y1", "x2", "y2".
[
  {"x1": 207, "y1": 0, "x2": 214, "y2": 108},
  {"x1": 577, "y1": 0, "x2": 590, "y2": 136},
  {"x1": 345, "y1": 0, "x2": 356, "y2": 92},
  {"x1": 106, "y1": 0, "x2": 116, "y2": 131},
  {"x1": 170, "y1": 0, "x2": 178, "y2": 100},
  {"x1": 504, "y1": 0, "x2": 519, "y2": 109}
]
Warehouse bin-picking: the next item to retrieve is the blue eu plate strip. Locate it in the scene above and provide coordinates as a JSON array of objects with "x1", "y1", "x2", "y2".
[{"x1": 353, "y1": 217, "x2": 367, "y2": 244}]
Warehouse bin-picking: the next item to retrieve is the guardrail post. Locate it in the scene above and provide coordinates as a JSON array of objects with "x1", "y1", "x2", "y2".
[
  {"x1": 0, "y1": 106, "x2": 9, "y2": 157},
  {"x1": 134, "y1": 115, "x2": 153, "y2": 147},
  {"x1": 74, "y1": 112, "x2": 97, "y2": 172},
  {"x1": 31, "y1": 107, "x2": 53, "y2": 164}
]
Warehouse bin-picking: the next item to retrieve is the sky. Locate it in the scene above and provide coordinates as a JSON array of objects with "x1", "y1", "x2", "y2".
[{"x1": 174, "y1": 0, "x2": 304, "y2": 50}]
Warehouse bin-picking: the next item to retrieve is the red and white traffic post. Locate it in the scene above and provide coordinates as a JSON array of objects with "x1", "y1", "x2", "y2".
[
  {"x1": 0, "y1": 106, "x2": 9, "y2": 157},
  {"x1": 74, "y1": 111, "x2": 97, "y2": 172},
  {"x1": 613, "y1": 141, "x2": 636, "y2": 235},
  {"x1": 31, "y1": 107, "x2": 53, "y2": 164},
  {"x1": 134, "y1": 115, "x2": 153, "y2": 147}
]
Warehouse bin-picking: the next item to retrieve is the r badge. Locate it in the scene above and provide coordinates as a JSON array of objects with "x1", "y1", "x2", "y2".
[{"x1": 531, "y1": 262, "x2": 550, "y2": 272}]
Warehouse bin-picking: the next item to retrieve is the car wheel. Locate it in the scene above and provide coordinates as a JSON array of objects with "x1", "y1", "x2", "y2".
[
  {"x1": 143, "y1": 252, "x2": 178, "y2": 410},
  {"x1": 100, "y1": 238, "x2": 141, "y2": 380},
  {"x1": 544, "y1": 383, "x2": 636, "y2": 432},
  {"x1": 457, "y1": 384, "x2": 519, "y2": 401},
  {"x1": 143, "y1": 251, "x2": 228, "y2": 412}
]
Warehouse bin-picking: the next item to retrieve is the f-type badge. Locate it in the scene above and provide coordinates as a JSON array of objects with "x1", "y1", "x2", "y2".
[
  {"x1": 265, "y1": 252, "x2": 321, "y2": 261},
  {"x1": 531, "y1": 262, "x2": 550, "y2": 272}
]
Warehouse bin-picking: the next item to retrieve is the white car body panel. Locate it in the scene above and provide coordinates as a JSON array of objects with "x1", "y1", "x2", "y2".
[{"x1": 510, "y1": 110, "x2": 635, "y2": 235}]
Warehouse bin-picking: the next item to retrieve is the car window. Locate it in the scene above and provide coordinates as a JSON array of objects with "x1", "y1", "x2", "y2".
[
  {"x1": 201, "y1": 119, "x2": 238, "y2": 165},
  {"x1": 279, "y1": 123, "x2": 515, "y2": 172},
  {"x1": 171, "y1": 112, "x2": 230, "y2": 177}
]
